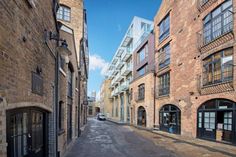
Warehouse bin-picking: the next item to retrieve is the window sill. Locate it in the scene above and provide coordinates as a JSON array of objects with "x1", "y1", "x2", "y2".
[
  {"x1": 202, "y1": 80, "x2": 233, "y2": 89},
  {"x1": 58, "y1": 129, "x2": 65, "y2": 135},
  {"x1": 156, "y1": 66, "x2": 170, "y2": 76},
  {"x1": 158, "y1": 35, "x2": 170, "y2": 46},
  {"x1": 156, "y1": 94, "x2": 169, "y2": 99}
]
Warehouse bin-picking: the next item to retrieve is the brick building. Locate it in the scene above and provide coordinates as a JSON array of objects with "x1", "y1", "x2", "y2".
[
  {"x1": 130, "y1": 32, "x2": 155, "y2": 129},
  {"x1": 0, "y1": 0, "x2": 59, "y2": 157},
  {"x1": 0, "y1": 0, "x2": 89, "y2": 157},
  {"x1": 100, "y1": 79, "x2": 113, "y2": 118},
  {"x1": 154, "y1": 0, "x2": 236, "y2": 144},
  {"x1": 57, "y1": 0, "x2": 89, "y2": 143}
]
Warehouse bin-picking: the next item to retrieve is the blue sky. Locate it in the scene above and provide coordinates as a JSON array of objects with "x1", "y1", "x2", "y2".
[{"x1": 85, "y1": 0, "x2": 161, "y2": 97}]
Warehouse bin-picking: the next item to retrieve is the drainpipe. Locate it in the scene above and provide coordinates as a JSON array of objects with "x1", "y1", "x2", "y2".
[
  {"x1": 153, "y1": 72, "x2": 156, "y2": 129},
  {"x1": 78, "y1": 69, "x2": 81, "y2": 137}
]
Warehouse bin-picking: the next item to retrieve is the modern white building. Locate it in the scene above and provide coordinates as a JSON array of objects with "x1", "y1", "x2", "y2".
[{"x1": 107, "y1": 16, "x2": 153, "y2": 123}]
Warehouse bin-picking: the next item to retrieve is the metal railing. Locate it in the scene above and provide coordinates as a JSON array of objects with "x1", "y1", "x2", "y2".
[{"x1": 197, "y1": 0, "x2": 217, "y2": 11}]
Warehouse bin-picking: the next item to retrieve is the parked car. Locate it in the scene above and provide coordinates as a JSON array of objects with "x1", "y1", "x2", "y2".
[{"x1": 97, "y1": 113, "x2": 106, "y2": 121}]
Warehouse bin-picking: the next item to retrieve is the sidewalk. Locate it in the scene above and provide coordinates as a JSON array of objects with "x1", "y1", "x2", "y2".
[
  {"x1": 129, "y1": 125, "x2": 236, "y2": 157},
  {"x1": 106, "y1": 118, "x2": 129, "y2": 125}
]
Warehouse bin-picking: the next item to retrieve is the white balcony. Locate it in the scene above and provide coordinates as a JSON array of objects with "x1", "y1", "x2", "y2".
[
  {"x1": 134, "y1": 27, "x2": 152, "y2": 49},
  {"x1": 116, "y1": 71, "x2": 124, "y2": 82},
  {"x1": 120, "y1": 81, "x2": 129, "y2": 92},
  {"x1": 116, "y1": 60, "x2": 124, "y2": 69},
  {"x1": 122, "y1": 30, "x2": 133, "y2": 47},
  {"x1": 121, "y1": 48, "x2": 132, "y2": 62},
  {"x1": 111, "y1": 69, "x2": 118, "y2": 75},
  {"x1": 121, "y1": 63, "x2": 132, "y2": 76},
  {"x1": 116, "y1": 48, "x2": 124, "y2": 57},
  {"x1": 114, "y1": 88, "x2": 119, "y2": 96}
]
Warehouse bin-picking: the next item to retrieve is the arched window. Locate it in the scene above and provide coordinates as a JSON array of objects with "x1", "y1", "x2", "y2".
[
  {"x1": 197, "y1": 99, "x2": 236, "y2": 144},
  {"x1": 57, "y1": 5, "x2": 71, "y2": 22}
]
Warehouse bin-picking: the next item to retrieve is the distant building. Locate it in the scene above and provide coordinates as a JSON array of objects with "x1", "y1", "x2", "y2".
[
  {"x1": 100, "y1": 79, "x2": 113, "y2": 118},
  {"x1": 106, "y1": 17, "x2": 153, "y2": 123},
  {"x1": 87, "y1": 96, "x2": 96, "y2": 116}
]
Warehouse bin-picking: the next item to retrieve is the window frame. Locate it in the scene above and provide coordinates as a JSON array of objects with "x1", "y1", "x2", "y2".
[
  {"x1": 203, "y1": 48, "x2": 233, "y2": 86},
  {"x1": 159, "y1": 43, "x2": 170, "y2": 69},
  {"x1": 138, "y1": 84, "x2": 145, "y2": 100},
  {"x1": 57, "y1": 5, "x2": 71, "y2": 22},
  {"x1": 158, "y1": 72, "x2": 170, "y2": 96},
  {"x1": 159, "y1": 14, "x2": 170, "y2": 42},
  {"x1": 203, "y1": 0, "x2": 233, "y2": 44}
]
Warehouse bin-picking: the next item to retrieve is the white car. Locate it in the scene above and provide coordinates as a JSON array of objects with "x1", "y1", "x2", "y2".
[{"x1": 97, "y1": 113, "x2": 106, "y2": 121}]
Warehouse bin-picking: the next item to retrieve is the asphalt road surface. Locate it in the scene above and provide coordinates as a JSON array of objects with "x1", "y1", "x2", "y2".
[{"x1": 65, "y1": 118, "x2": 179, "y2": 157}]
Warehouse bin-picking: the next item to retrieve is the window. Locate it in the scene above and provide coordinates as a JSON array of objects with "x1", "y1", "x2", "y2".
[
  {"x1": 141, "y1": 22, "x2": 151, "y2": 32},
  {"x1": 57, "y1": 5, "x2": 71, "y2": 22},
  {"x1": 67, "y1": 67, "x2": 73, "y2": 97},
  {"x1": 203, "y1": 48, "x2": 233, "y2": 86},
  {"x1": 203, "y1": 0, "x2": 233, "y2": 44},
  {"x1": 224, "y1": 112, "x2": 232, "y2": 131},
  {"x1": 159, "y1": 72, "x2": 170, "y2": 96},
  {"x1": 138, "y1": 84, "x2": 145, "y2": 100},
  {"x1": 159, "y1": 43, "x2": 170, "y2": 69},
  {"x1": 59, "y1": 101, "x2": 64, "y2": 131},
  {"x1": 137, "y1": 44, "x2": 148, "y2": 64},
  {"x1": 137, "y1": 64, "x2": 148, "y2": 77},
  {"x1": 159, "y1": 14, "x2": 170, "y2": 42},
  {"x1": 204, "y1": 112, "x2": 215, "y2": 129}
]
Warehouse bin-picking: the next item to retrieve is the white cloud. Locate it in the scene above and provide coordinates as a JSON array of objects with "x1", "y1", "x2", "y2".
[{"x1": 89, "y1": 54, "x2": 109, "y2": 76}]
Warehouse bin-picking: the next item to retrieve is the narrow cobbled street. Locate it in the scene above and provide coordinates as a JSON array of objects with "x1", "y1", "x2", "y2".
[{"x1": 65, "y1": 118, "x2": 178, "y2": 157}]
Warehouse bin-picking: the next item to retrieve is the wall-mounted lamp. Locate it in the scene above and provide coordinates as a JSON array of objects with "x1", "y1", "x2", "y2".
[{"x1": 49, "y1": 31, "x2": 72, "y2": 57}]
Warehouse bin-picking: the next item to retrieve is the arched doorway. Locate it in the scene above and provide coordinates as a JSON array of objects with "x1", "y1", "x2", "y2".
[
  {"x1": 197, "y1": 99, "x2": 236, "y2": 144},
  {"x1": 159, "y1": 104, "x2": 181, "y2": 134},
  {"x1": 6, "y1": 107, "x2": 48, "y2": 157},
  {"x1": 137, "y1": 106, "x2": 146, "y2": 127}
]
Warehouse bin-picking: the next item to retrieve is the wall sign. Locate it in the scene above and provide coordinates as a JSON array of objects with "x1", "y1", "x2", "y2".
[{"x1": 32, "y1": 72, "x2": 43, "y2": 96}]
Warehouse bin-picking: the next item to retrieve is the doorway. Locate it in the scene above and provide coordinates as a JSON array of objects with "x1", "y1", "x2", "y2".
[
  {"x1": 159, "y1": 104, "x2": 181, "y2": 134},
  {"x1": 7, "y1": 108, "x2": 47, "y2": 157},
  {"x1": 137, "y1": 106, "x2": 146, "y2": 127},
  {"x1": 197, "y1": 99, "x2": 236, "y2": 144}
]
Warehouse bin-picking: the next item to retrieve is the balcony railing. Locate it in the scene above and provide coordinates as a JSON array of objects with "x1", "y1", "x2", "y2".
[
  {"x1": 134, "y1": 27, "x2": 152, "y2": 49},
  {"x1": 121, "y1": 63, "x2": 132, "y2": 76},
  {"x1": 120, "y1": 81, "x2": 129, "y2": 92},
  {"x1": 122, "y1": 29, "x2": 133, "y2": 47},
  {"x1": 121, "y1": 48, "x2": 132, "y2": 62},
  {"x1": 197, "y1": 0, "x2": 217, "y2": 12},
  {"x1": 197, "y1": 21, "x2": 233, "y2": 49}
]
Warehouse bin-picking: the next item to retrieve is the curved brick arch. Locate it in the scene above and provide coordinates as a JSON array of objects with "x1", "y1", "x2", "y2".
[{"x1": 6, "y1": 102, "x2": 53, "y2": 113}]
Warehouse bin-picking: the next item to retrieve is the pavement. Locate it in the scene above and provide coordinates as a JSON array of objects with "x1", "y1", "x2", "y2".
[
  {"x1": 64, "y1": 118, "x2": 236, "y2": 157},
  {"x1": 64, "y1": 118, "x2": 178, "y2": 157}
]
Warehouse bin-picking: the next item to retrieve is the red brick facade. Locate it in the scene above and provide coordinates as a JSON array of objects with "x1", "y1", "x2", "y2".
[{"x1": 154, "y1": 0, "x2": 236, "y2": 143}]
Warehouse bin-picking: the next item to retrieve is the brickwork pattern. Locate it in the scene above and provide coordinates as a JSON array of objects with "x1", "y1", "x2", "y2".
[{"x1": 154, "y1": 0, "x2": 236, "y2": 138}]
